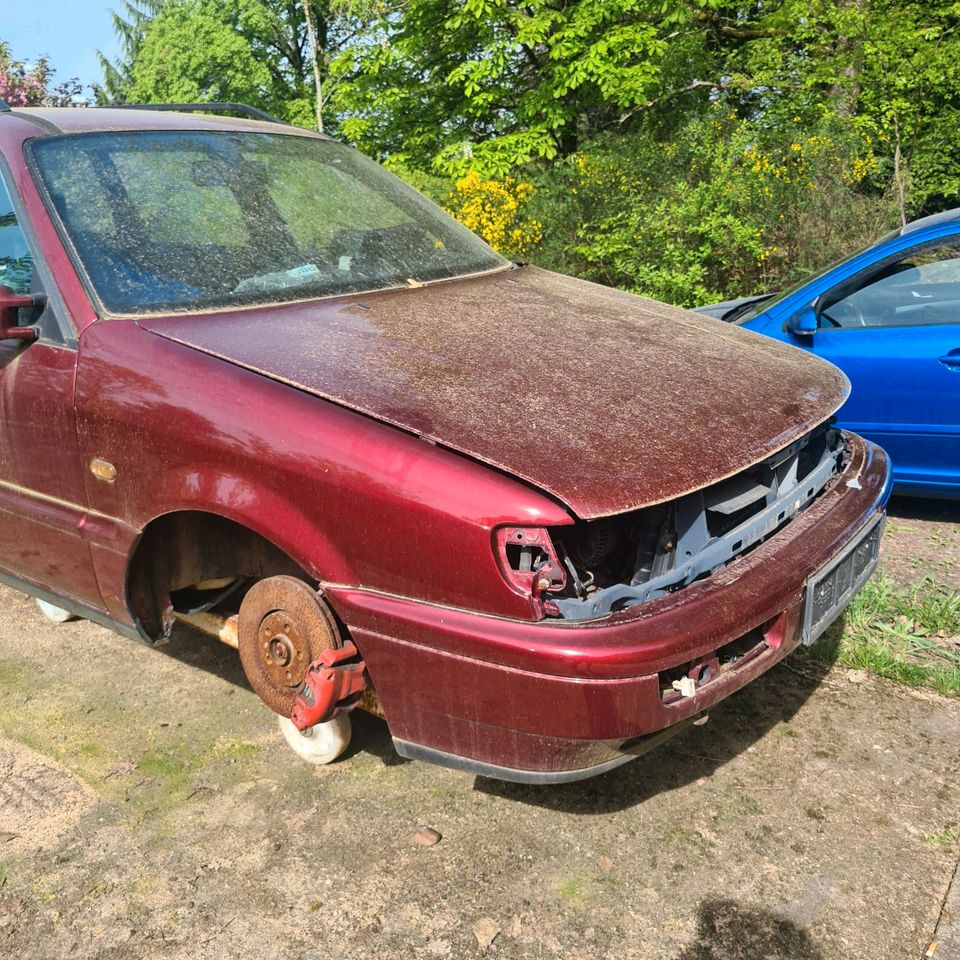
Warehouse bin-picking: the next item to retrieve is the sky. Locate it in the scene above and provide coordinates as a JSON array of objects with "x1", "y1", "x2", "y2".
[{"x1": 3, "y1": 0, "x2": 121, "y2": 96}]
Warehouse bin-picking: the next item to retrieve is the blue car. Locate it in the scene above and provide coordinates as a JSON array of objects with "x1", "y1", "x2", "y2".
[{"x1": 698, "y1": 210, "x2": 960, "y2": 498}]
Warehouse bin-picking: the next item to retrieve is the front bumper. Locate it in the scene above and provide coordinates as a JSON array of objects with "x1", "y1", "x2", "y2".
[{"x1": 327, "y1": 434, "x2": 891, "y2": 782}]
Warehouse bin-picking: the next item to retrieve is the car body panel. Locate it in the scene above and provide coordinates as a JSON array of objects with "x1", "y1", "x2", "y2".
[
  {"x1": 0, "y1": 105, "x2": 892, "y2": 781},
  {"x1": 794, "y1": 324, "x2": 960, "y2": 495},
  {"x1": 718, "y1": 220, "x2": 960, "y2": 498},
  {"x1": 330, "y1": 434, "x2": 889, "y2": 777},
  {"x1": 0, "y1": 115, "x2": 96, "y2": 337},
  {"x1": 74, "y1": 319, "x2": 573, "y2": 621},
  {"x1": 139, "y1": 265, "x2": 850, "y2": 519},
  {"x1": 0, "y1": 340, "x2": 104, "y2": 605},
  {"x1": 13, "y1": 106, "x2": 321, "y2": 138}
]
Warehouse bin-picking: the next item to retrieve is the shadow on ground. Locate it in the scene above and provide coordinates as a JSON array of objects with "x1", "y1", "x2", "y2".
[
  {"x1": 149, "y1": 599, "x2": 853, "y2": 814},
  {"x1": 887, "y1": 495, "x2": 960, "y2": 523},
  {"x1": 152, "y1": 622, "x2": 250, "y2": 689},
  {"x1": 674, "y1": 899, "x2": 823, "y2": 960},
  {"x1": 150, "y1": 622, "x2": 409, "y2": 766}
]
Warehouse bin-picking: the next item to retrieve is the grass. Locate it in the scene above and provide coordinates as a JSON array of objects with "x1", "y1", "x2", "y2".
[
  {"x1": 924, "y1": 827, "x2": 958, "y2": 848},
  {"x1": 805, "y1": 573, "x2": 960, "y2": 697},
  {"x1": 0, "y1": 659, "x2": 27, "y2": 691}
]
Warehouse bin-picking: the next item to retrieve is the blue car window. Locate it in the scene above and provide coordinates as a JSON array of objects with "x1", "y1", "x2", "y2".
[
  {"x1": 820, "y1": 240, "x2": 960, "y2": 329},
  {"x1": 0, "y1": 176, "x2": 34, "y2": 296}
]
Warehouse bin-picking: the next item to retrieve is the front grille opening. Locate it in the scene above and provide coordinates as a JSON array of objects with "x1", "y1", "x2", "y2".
[{"x1": 550, "y1": 423, "x2": 847, "y2": 621}]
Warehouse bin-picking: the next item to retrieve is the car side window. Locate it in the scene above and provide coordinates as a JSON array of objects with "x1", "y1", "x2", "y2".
[
  {"x1": 0, "y1": 176, "x2": 34, "y2": 296},
  {"x1": 820, "y1": 241, "x2": 960, "y2": 329}
]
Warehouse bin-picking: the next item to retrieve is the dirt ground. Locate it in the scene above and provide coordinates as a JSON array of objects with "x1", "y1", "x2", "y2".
[
  {"x1": 0, "y1": 496, "x2": 958, "y2": 960},
  {"x1": 880, "y1": 498, "x2": 960, "y2": 589}
]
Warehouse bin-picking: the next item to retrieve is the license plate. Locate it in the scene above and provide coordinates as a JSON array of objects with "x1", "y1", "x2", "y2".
[{"x1": 801, "y1": 513, "x2": 884, "y2": 645}]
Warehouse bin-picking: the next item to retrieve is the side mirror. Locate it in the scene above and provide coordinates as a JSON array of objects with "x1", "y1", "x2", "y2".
[
  {"x1": 0, "y1": 285, "x2": 41, "y2": 342},
  {"x1": 787, "y1": 300, "x2": 820, "y2": 337}
]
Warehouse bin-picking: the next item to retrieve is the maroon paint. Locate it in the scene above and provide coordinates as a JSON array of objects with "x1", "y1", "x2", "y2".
[
  {"x1": 330, "y1": 437, "x2": 886, "y2": 773},
  {"x1": 0, "y1": 340, "x2": 103, "y2": 606},
  {"x1": 0, "y1": 115, "x2": 98, "y2": 333},
  {"x1": 140, "y1": 266, "x2": 850, "y2": 519},
  {"x1": 75, "y1": 320, "x2": 571, "y2": 621},
  {"x1": 16, "y1": 106, "x2": 327, "y2": 141},
  {"x1": 0, "y1": 107, "x2": 890, "y2": 780}
]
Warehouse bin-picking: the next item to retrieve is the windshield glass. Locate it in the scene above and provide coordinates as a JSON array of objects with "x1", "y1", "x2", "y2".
[
  {"x1": 31, "y1": 131, "x2": 507, "y2": 315},
  {"x1": 734, "y1": 228, "x2": 900, "y2": 324}
]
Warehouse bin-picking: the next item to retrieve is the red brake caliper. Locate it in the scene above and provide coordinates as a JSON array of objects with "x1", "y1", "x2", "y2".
[{"x1": 290, "y1": 640, "x2": 368, "y2": 731}]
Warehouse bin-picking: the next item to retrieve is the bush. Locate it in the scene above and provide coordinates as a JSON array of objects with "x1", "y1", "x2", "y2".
[
  {"x1": 442, "y1": 171, "x2": 542, "y2": 258},
  {"x1": 526, "y1": 107, "x2": 897, "y2": 307}
]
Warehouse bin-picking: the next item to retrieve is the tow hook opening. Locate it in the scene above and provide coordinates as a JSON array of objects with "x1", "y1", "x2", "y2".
[
  {"x1": 658, "y1": 611, "x2": 789, "y2": 706},
  {"x1": 494, "y1": 526, "x2": 567, "y2": 617}
]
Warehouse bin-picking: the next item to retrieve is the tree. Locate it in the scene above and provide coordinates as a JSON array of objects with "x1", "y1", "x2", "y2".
[
  {"x1": 116, "y1": 0, "x2": 365, "y2": 130},
  {"x1": 94, "y1": 0, "x2": 165, "y2": 103},
  {"x1": 110, "y1": 0, "x2": 960, "y2": 305},
  {"x1": 126, "y1": 1, "x2": 275, "y2": 110},
  {"x1": 332, "y1": 0, "x2": 696, "y2": 175},
  {"x1": 0, "y1": 42, "x2": 81, "y2": 106}
]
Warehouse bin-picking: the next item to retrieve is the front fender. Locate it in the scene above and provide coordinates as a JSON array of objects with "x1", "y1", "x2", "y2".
[
  {"x1": 139, "y1": 466, "x2": 355, "y2": 584},
  {"x1": 76, "y1": 321, "x2": 572, "y2": 624}
]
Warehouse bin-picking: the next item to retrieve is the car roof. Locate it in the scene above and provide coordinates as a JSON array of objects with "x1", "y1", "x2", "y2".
[
  {"x1": 900, "y1": 207, "x2": 960, "y2": 236},
  {"x1": 3, "y1": 106, "x2": 323, "y2": 139}
]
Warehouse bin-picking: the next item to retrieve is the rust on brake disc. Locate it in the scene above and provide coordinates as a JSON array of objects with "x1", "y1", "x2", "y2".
[{"x1": 237, "y1": 576, "x2": 341, "y2": 714}]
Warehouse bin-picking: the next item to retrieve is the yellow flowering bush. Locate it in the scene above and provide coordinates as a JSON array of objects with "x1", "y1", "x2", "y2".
[
  {"x1": 526, "y1": 106, "x2": 896, "y2": 308},
  {"x1": 445, "y1": 170, "x2": 542, "y2": 256}
]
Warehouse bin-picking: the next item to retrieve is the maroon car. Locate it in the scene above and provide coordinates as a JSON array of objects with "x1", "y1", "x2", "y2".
[{"x1": 0, "y1": 103, "x2": 890, "y2": 782}]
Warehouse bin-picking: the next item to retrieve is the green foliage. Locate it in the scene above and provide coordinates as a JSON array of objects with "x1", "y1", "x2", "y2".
[
  {"x1": 94, "y1": 0, "x2": 164, "y2": 103},
  {"x1": 925, "y1": 827, "x2": 959, "y2": 848},
  {"x1": 805, "y1": 574, "x2": 960, "y2": 698},
  {"x1": 111, "y1": 0, "x2": 960, "y2": 306},
  {"x1": 855, "y1": 0, "x2": 960, "y2": 215},
  {"x1": 384, "y1": 160, "x2": 451, "y2": 206},
  {"x1": 111, "y1": 0, "x2": 365, "y2": 129},
  {"x1": 127, "y1": 0, "x2": 274, "y2": 108},
  {"x1": 718, "y1": 0, "x2": 960, "y2": 221},
  {"x1": 332, "y1": 0, "x2": 691, "y2": 175},
  {"x1": 325, "y1": 0, "x2": 959, "y2": 303},
  {"x1": 526, "y1": 110, "x2": 893, "y2": 305}
]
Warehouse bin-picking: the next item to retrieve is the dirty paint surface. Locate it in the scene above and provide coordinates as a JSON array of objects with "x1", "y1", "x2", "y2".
[
  {"x1": 139, "y1": 266, "x2": 850, "y2": 519},
  {"x1": 15, "y1": 106, "x2": 321, "y2": 138}
]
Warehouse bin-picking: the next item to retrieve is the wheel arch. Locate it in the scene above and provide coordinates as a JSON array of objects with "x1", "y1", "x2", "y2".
[{"x1": 124, "y1": 506, "x2": 345, "y2": 641}]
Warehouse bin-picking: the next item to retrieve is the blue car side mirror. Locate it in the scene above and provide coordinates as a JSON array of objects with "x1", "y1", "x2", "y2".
[{"x1": 787, "y1": 304, "x2": 819, "y2": 337}]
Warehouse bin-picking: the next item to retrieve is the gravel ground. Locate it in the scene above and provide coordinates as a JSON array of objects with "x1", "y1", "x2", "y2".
[{"x1": 0, "y1": 496, "x2": 957, "y2": 960}]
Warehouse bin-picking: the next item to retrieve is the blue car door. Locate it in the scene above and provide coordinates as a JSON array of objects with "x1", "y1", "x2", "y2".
[{"x1": 797, "y1": 238, "x2": 960, "y2": 495}]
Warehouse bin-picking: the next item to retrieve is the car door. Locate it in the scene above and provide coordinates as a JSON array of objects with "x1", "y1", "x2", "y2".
[
  {"x1": 801, "y1": 237, "x2": 960, "y2": 495},
  {"x1": 0, "y1": 165, "x2": 103, "y2": 607}
]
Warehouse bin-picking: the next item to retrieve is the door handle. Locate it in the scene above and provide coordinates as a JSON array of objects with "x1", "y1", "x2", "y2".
[{"x1": 940, "y1": 351, "x2": 960, "y2": 369}]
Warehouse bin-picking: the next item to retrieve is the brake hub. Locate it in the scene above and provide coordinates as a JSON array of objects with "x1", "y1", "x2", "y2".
[{"x1": 238, "y1": 576, "x2": 343, "y2": 714}]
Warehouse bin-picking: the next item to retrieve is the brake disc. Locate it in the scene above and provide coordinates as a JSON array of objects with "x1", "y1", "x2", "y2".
[{"x1": 237, "y1": 576, "x2": 341, "y2": 714}]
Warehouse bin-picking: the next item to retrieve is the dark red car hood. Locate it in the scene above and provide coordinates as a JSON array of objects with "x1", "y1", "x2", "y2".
[{"x1": 137, "y1": 266, "x2": 849, "y2": 519}]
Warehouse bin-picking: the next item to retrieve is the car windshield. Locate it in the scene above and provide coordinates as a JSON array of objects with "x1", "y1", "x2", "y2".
[
  {"x1": 30, "y1": 130, "x2": 508, "y2": 315},
  {"x1": 733, "y1": 228, "x2": 901, "y2": 323}
]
